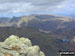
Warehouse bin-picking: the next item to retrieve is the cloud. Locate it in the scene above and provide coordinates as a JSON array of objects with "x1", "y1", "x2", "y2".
[
  {"x1": 0, "y1": 0, "x2": 72, "y2": 17},
  {"x1": 0, "y1": 0, "x2": 74, "y2": 17},
  {"x1": 51, "y1": 0, "x2": 75, "y2": 16},
  {"x1": 0, "y1": 0, "x2": 65, "y2": 13},
  {"x1": 0, "y1": 2, "x2": 35, "y2": 13},
  {"x1": 0, "y1": 0, "x2": 64, "y2": 4}
]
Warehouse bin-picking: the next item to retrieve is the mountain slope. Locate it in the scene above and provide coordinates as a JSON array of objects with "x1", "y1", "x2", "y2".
[
  {"x1": 0, "y1": 15, "x2": 74, "y2": 31},
  {"x1": 0, "y1": 27, "x2": 73, "y2": 56},
  {"x1": 0, "y1": 15, "x2": 75, "y2": 56}
]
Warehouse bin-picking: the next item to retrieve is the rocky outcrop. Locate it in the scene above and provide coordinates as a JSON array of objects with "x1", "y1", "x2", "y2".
[{"x1": 0, "y1": 35, "x2": 45, "y2": 56}]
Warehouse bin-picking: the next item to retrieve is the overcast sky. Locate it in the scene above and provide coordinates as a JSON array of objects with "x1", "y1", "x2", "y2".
[{"x1": 0, "y1": 0, "x2": 74, "y2": 17}]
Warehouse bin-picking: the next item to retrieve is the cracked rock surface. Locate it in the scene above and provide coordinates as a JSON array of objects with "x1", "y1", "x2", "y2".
[{"x1": 0, "y1": 35, "x2": 45, "y2": 56}]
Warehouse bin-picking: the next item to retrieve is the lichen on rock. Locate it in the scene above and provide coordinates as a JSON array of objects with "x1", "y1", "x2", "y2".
[{"x1": 0, "y1": 35, "x2": 45, "y2": 56}]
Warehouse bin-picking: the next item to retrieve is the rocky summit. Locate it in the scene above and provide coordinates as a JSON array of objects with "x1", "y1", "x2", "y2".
[{"x1": 0, "y1": 35, "x2": 45, "y2": 56}]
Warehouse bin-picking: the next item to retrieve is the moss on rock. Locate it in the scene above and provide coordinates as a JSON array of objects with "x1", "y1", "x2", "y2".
[{"x1": 0, "y1": 35, "x2": 45, "y2": 56}]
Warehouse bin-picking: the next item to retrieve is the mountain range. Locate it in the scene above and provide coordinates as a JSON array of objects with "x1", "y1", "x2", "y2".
[
  {"x1": 0, "y1": 15, "x2": 74, "y2": 30},
  {"x1": 0, "y1": 15, "x2": 75, "y2": 56},
  {"x1": 0, "y1": 15, "x2": 75, "y2": 38}
]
